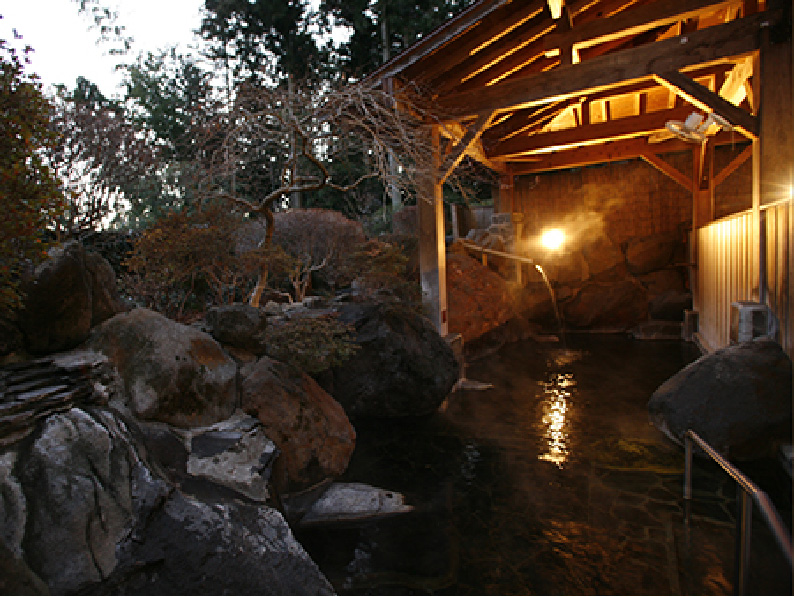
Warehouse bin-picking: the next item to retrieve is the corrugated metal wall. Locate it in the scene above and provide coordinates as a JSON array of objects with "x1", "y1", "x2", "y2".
[
  {"x1": 694, "y1": 200, "x2": 793, "y2": 359},
  {"x1": 764, "y1": 201, "x2": 794, "y2": 359}
]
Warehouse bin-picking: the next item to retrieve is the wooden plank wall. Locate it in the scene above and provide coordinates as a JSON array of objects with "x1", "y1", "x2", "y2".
[{"x1": 694, "y1": 201, "x2": 793, "y2": 359}]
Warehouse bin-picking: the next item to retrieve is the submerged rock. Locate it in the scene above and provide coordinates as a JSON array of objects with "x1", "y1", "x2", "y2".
[
  {"x1": 286, "y1": 482, "x2": 413, "y2": 527},
  {"x1": 648, "y1": 339, "x2": 793, "y2": 460}
]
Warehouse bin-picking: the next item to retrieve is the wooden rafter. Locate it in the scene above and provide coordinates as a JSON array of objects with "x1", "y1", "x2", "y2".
[
  {"x1": 641, "y1": 152, "x2": 693, "y2": 190},
  {"x1": 438, "y1": 112, "x2": 496, "y2": 183},
  {"x1": 363, "y1": 0, "x2": 514, "y2": 85},
  {"x1": 428, "y1": 9, "x2": 557, "y2": 96},
  {"x1": 482, "y1": 100, "x2": 572, "y2": 144},
  {"x1": 543, "y1": 0, "x2": 742, "y2": 56},
  {"x1": 403, "y1": 0, "x2": 546, "y2": 85},
  {"x1": 438, "y1": 9, "x2": 775, "y2": 117},
  {"x1": 652, "y1": 70, "x2": 758, "y2": 138},
  {"x1": 508, "y1": 129, "x2": 739, "y2": 174},
  {"x1": 488, "y1": 105, "x2": 695, "y2": 158}
]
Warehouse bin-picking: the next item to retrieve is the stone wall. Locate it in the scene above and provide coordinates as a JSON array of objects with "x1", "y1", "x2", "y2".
[
  {"x1": 514, "y1": 155, "x2": 692, "y2": 248},
  {"x1": 513, "y1": 144, "x2": 753, "y2": 247}
]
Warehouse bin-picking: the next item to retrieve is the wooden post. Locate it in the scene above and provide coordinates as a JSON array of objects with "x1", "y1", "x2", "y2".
[
  {"x1": 418, "y1": 125, "x2": 448, "y2": 336},
  {"x1": 692, "y1": 142, "x2": 714, "y2": 229}
]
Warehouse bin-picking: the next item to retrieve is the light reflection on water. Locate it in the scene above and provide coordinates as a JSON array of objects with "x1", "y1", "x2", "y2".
[
  {"x1": 537, "y1": 349, "x2": 583, "y2": 468},
  {"x1": 538, "y1": 371, "x2": 575, "y2": 467}
]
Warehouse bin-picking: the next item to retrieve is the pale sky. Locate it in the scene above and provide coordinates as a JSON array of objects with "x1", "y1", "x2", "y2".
[{"x1": 1, "y1": 0, "x2": 205, "y2": 98}]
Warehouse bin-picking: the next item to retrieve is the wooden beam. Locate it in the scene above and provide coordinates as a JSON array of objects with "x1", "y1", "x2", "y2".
[
  {"x1": 713, "y1": 142, "x2": 754, "y2": 186},
  {"x1": 508, "y1": 130, "x2": 739, "y2": 174},
  {"x1": 363, "y1": 0, "x2": 514, "y2": 85},
  {"x1": 438, "y1": 9, "x2": 776, "y2": 117},
  {"x1": 403, "y1": 0, "x2": 546, "y2": 85},
  {"x1": 652, "y1": 70, "x2": 758, "y2": 137},
  {"x1": 429, "y1": 11, "x2": 556, "y2": 96},
  {"x1": 488, "y1": 105, "x2": 695, "y2": 158},
  {"x1": 641, "y1": 152, "x2": 693, "y2": 190},
  {"x1": 482, "y1": 100, "x2": 571, "y2": 144},
  {"x1": 544, "y1": 0, "x2": 741, "y2": 54},
  {"x1": 438, "y1": 112, "x2": 495, "y2": 183}
]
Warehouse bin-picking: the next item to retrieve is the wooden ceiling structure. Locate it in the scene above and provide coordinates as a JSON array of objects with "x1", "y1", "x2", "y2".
[
  {"x1": 366, "y1": 0, "x2": 780, "y2": 177},
  {"x1": 363, "y1": 0, "x2": 792, "y2": 336}
]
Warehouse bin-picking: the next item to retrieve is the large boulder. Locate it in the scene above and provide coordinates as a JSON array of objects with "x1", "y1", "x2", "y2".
[
  {"x1": 0, "y1": 405, "x2": 333, "y2": 595},
  {"x1": 561, "y1": 276, "x2": 649, "y2": 329},
  {"x1": 101, "y1": 490, "x2": 334, "y2": 595},
  {"x1": 325, "y1": 302, "x2": 459, "y2": 418},
  {"x1": 446, "y1": 251, "x2": 516, "y2": 344},
  {"x1": 648, "y1": 339, "x2": 793, "y2": 460},
  {"x1": 625, "y1": 232, "x2": 681, "y2": 275},
  {"x1": 581, "y1": 234, "x2": 626, "y2": 278},
  {"x1": 11, "y1": 408, "x2": 137, "y2": 593},
  {"x1": 89, "y1": 308, "x2": 237, "y2": 428},
  {"x1": 18, "y1": 241, "x2": 125, "y2": 355},
  {"x1": 84, "y1": 250, "x2": 127, "y2": 327},
  {"x1": 240, "y1": 356, "x2": 356, "y2": 493},
  {"x1": 205, "y1": 303, "x2": 268, "y2": 354}
]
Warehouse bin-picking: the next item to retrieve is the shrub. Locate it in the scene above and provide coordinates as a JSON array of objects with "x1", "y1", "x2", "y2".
[{"x1": 265, "y1": 314, "x2": 358, "y2": 374}]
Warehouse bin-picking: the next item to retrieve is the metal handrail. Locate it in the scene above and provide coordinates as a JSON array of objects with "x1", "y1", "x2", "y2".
[{"x1": 684, "y1": 429, "x2": 793, "y2": 594}]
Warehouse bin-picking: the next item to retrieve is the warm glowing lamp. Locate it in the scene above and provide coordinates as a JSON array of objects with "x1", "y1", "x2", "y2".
[{"x1": 540, "y1": 228, "x2": 565, "y2": 250}]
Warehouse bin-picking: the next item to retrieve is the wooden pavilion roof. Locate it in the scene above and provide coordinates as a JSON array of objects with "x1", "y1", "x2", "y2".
[{"x1": 364, "y1": 0, "x2": 784, "y2": 177}]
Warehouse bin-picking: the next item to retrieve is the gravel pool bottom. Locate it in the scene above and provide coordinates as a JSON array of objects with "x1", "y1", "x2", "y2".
[{"x1": 296, "y1": 334, "x2": 793, "y2": 595}]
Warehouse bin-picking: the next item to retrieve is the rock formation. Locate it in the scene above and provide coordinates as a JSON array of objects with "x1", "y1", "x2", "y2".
[
  {"x1": 325, "y1": 302, "x2": 460, "y2": 418},
  {"x1": 89, "y1": 308, "x2": 238, "y2": 428},
  {"x1": 240, "y1": 356, "x2": 356, "y2": 493},
  {"x1": 648, "y1": 339, "x2": 793, "y2": 460},
  {"x1": 17, "y1": 241, "x2": 126, "y2": 355}
]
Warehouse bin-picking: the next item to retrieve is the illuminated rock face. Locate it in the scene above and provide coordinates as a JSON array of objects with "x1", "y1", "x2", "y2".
[
  {"x1": 446, "y1": 251, "x2": 516, "y2": 344},
  {"x1": 648, "y1": 339, "x2": 793, "y2": 460},
  {"x1": 1, "y1": 405, "x2": 334, "y2": 595},
  {"x1": 240, "y1": 356, "x2": 356, "y2": 494}
]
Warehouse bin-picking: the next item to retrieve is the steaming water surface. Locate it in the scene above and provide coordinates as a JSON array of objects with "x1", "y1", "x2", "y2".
[{"x1": 297, "y1": 334, "x2": 793, "y2": 595}]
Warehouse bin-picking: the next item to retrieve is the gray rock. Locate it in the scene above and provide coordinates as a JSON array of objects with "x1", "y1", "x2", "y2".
[
  {"x1": 18, "y1": 407, "x2": 138, "y2": 593},
  {"x1": 181, "y1": 411, "x2": 278, "y2": 502},
  {"x1": 89, "y1": 308, "x2": 237, "y2": 428},
  {"x1": 101, "y1": 491, "x2": 334, "y2": 595},
  {"x1": 0, "y1": 451, "x2": 25, "y2": 559},
  {"x1": 205, "y1": 303, "x2": 268, "y2": 353},
  {"x1": 326, "y1": 302, "x2": 460, "y2": 418},
  {"x1": 648, "y1": 339, "x2": 793, "y2": 460},
  {"x1": 3, "y1": 404, "x2": 334, "y2": 595},
  {"x1": 295, "y1": 482, "x2": 413, "y2": 527}
]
